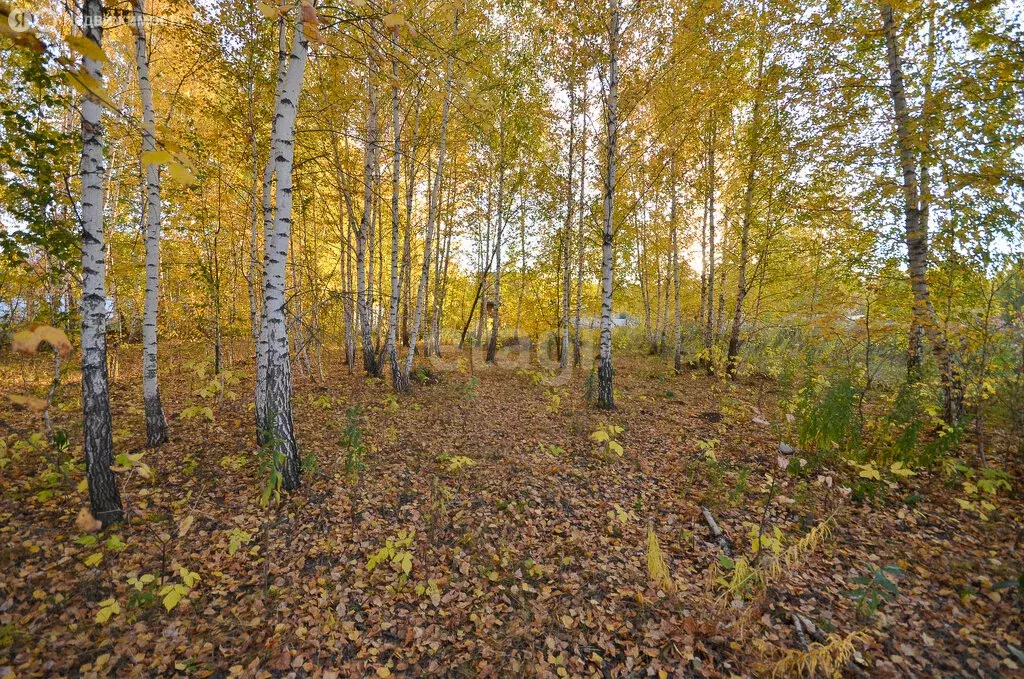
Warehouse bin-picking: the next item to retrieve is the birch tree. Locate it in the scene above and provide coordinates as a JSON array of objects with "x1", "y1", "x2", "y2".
[
  {"x1": 132, "y1": 0, "x2": 168, "y2": 446},
  {"x1": 880, "y1": 1, "x2": 961, "y2": 423},
  {"x1": 385, "y1": 21, "x2": 408, "y2": 392},
  {"x1": 726, "y1": 46, "x2": 764, "y2": 379},
  {"x1": 79, "y1": 0, "x2": 124, "y2": 524},
  {"x1": 406, "y1": 10, "x2": 459, "y2": 380},
  {"x1": 597, "y1": 0, "x2": 619, "y2": 409},
  {"x1": 258, "y1": 0, "x2": 311, "y2": 489}
]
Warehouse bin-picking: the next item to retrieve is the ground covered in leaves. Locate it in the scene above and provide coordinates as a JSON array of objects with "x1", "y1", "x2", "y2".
[{"x1": 1, "y1": 345, "x2": 1022, "y2": 678}]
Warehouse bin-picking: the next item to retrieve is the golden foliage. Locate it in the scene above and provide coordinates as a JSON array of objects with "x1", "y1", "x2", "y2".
[
  {"x1": 771, "y1": 630, "x2": 869, "y2": 679},
  {"x1": 646, "y1": 524, "x2": 675, "y2": 593}
]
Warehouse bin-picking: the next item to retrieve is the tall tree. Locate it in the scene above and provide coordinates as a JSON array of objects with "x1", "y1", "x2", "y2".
[
  {"x1": 258, "y1": 0, "x2": 311, "y2": 490},
  {"x1": 79, "y1": 0, "x2": 124, "y2": 524},
  {"x1": 406, "y1": 10, "x2": 459, "y2": 380},
  {"x1": 597, "y1": 0, "x2": 619, "y2": 409},
  {"x1": 132, "y1": 0, "x2": 169, "y2": 447},
  {"x1": 880, "y1": 1, "x2": 961, "y2": 423},
  {"x1": 385, "y1": 20, "x2": 409, "y2": 392}
]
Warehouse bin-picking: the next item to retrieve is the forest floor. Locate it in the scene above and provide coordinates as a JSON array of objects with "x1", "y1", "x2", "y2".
[{"x1": 1, "y1": 344, "x2": 1022, "y2": 678}]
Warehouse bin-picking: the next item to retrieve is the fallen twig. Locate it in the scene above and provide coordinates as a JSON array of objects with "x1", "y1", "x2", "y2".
[{"x1": 700, "y1": 505, "x2": 733, "y2": 557}]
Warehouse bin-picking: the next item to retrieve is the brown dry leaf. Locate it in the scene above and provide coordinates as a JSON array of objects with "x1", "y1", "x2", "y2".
[
  {"x1": 8, "y1": 394, "x2": 47, "y2": 413},
  {"x1": 76, "y1": 507, "x2": 102, "y2": 533},
  {"x1": 10, "y1": 329, "x2": 40, "y2": 355},
  {"x1": 33, "y1": 325, "x2": 72, "y2": 356}
]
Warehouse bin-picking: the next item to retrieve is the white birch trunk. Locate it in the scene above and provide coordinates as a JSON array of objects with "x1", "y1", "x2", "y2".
[
  {"x1": 386, "y1": 27, "x2": 408, "y2": 392},
  {"x1": 597, "y1": 0, "x2": 619, "y2": 409},
  {"x1": 133, "y1": 0, "x2": 168, "y2": 446},
  {"x1": 255, "y1": 18, "x2": 289, "y2": 443},
  {"x1": 80, "y1": 0, "x2": 124, "y2": 524},
  {"x1": 405, "y1": 11, "x2": 459, "y2": 378},
  {"x1": 261, "y1": 4, "x2": 308, "y2": 490}
]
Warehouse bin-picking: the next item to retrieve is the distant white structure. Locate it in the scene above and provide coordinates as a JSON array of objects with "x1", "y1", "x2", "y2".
[{"x1": 574, "y1": 312, "x2": 639, "y2": 330}]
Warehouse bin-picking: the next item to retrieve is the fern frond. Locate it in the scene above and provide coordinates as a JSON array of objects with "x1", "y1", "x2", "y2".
[
  {"x1": 765, "y1": 514, "x2": 836, "y2": 582},
  {"x1": 771, "y1": 630, "x2": 868, "y2": 679},
  {"x1": 646, "y1": 524, "x2": 675, "y2": 593}
]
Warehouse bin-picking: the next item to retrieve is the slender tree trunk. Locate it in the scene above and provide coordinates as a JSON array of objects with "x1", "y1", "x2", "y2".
[
  {"x1": 261, "y1": 3, "x2": 309, "y2": 490},
  {"x1": 670, "y1": 156, "x2": 682, "y2": 373},
  {"x1": 80, "y1": 0, "x2": 124, "y2": 525},
  {"x1": 699, "y1": 189, "x2": 707, "y2": 324},
  {"x1": 727, "y1": 51, "x2": 763, "y2": 378},
  {"x1": 477, "y1": 181, "x2": 491, "y2": 348},
  {"x1": 256, "y1": 18, "x2": 288, "y2": 444},
  {"x1": 908, "y1": 3, "x2": 935, "y2": 380},
  {"x1": 486, "y1": 119, "x2": 507, "y2": 363},
  {"x1": 401, "y1": 101, "x2": 420, "y2": 349},
  {"x1": 703, "y1": 119, "x2": 716, "y2": 370},
  {"x1": 515, "y1": 200, "x2": 526, "y2": 342},
  {"x1": 406, "y1": 10, "x2": 458, "y2": 379},
  {"x1": 574, "y1": 79, "x2": 587, "y2": 367},
  {"x1": 597, "y1": 0, "x2": 619, "y2": 409},
  {"x1": 133, "y1": 0, "x2": 168, "y2": 447},
  {"x1": 881, "y1": 1, "x2": 961, "y2": 423},
  {"x1": 358, "y1": 35, "x2": 381, "y2": 376},
  {"x1": 560, "y1": 81, "x2": 575, "y2": 369},
  {"x1": 386, "y1": 28, "x2": 409, "y2": 392},
  {"x1": 430, "y1": 152, "x2": 453, "y2": 356}
]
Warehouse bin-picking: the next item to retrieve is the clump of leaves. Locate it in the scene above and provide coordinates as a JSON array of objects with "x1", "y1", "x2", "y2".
[
  {"x1": 159, "y1": 566, "x2": 201, "y2": 611},
  {"x1": 646, "y1": 525, "x2": 675, "y2": 593},
  {"x1": 953, "y1": 464, "x2": 1011, "y2": 520},
  {"x1": 771, "y1": 630, "x2": 868, "y2": 679},
  {"x1": 227, "y1": 528, "x2": 253, "y2": 556},
  {"x1": 848, "y1": 563, "x2": 901, "y2": 619},
  {"x1": 546, "y1": 390, "x2": 562, "y2": 415},
  {"x1": 367, "y1": 529, "x2": 415, "y2": 579},
  {"x1": 461, "y1": 376, "x2": 480, "y2": 402},
  {"x1": 438, "y1": 452, "x2": 476, "y2": 475},
  {"x1": 257, "y1": 428, "x2": 285, "y2": 507},
  {"x1": 590, "y1": 423, "x2": 624, "y2": 460},
  {"x1": 180, "y1": 404, "x2": 214, "y2": 421},
  {"x1": 342, "y1": 407, "x2": 367, "y2": 484},
  {"x1": 112, "y1": 450, "x2": 155, "y2": 482}
]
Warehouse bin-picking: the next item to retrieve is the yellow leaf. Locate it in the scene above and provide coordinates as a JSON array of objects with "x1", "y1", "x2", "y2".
[
  {"x1": 858, "y1": 465, "x2": 880, "y2": 481},
  {"x1": 167, "y1": 161, "x2": 197, "y2": 186},
  {"x1": 142, "y1": 150, "x2": 173, "y2": 166},
  {"x1": 11, "y1": 329, "x2": 40, "y2": 354},
  {"x1": 890, "y1": 461, "x2": 915, "y2": 477},
  {"x1": 382, "y1": 13, "x2": 405, "y2": 28},
  {"x1": 84, "y1": 552, "x2": 103, "y2": 567},
  {"x1": 257, "y1": 1, "x2": 279, "y2": 19},
  {"x1": 178, "y1": 515, "x2": 194, "y2": 538},
  {"x1": 65, "y1": 33, "x2": 108, "y2": 63},
  {"x1": 376, "y1": 667, "x2": 391, "y2": 678},
  {"x1": 608, "y1": 441, "x2": 624, "y2": 456},
  {"x1": 64, "y1": 68, "x2": 112, "y2": 106},
  {"x1": 95, "y1": 599, "x2": 120, "y2": 623},
  {"x1": 163, "y1": 586, "x2": 183, "y2": 611},
  {"x1": 590, "y1": 430, "x2": 609, "y2": 443}
]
